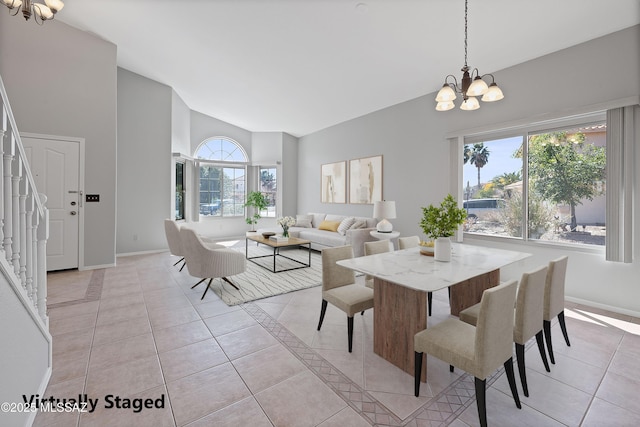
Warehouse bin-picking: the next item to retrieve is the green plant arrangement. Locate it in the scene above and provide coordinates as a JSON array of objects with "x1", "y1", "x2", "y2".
[
  {"x1": 244, "y1": 191, "x2": 268, "y2": 231},
  {"x1": 420, "y1": 194, "x2": 467, "y2": 240}
]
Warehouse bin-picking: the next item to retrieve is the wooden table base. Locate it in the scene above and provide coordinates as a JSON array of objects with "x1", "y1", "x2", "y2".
[{"x1": 373, "y1": 268, "x2": 500, "y2": 382}]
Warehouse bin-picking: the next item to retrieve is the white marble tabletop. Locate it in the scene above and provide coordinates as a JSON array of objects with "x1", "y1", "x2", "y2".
[{"x1": 338, "y1": 244, "x2": 531, "y2": 293}]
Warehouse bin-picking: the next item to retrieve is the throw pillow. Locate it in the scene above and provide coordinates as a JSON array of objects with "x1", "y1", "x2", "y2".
[
  {"x1": 349, "y1": 219, "x2": 367, "y2": 229},
  {"x1": 318, "y1": 220, "x2": 341, "y2": 232},
  {"x1": 296, "y1": 214, "x2": 314, "y2": 227},
  {"x1": 295, "y1": 219, "x2": 312, "y2": 228},
  {"x1": 337, "y1": 217, "x2": 356, "y2": 235}
]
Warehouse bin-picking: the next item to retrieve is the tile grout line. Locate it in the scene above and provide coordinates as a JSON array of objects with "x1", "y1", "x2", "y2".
[{"x1": 241, "y1": 301, "x2": 497, "y2": 426}]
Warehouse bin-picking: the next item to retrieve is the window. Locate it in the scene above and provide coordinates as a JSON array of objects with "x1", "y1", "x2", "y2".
[
  {"x1": 259, "y1": 167, "x2": 277, "y2": 218},
  {"x1": 175, "y1": 161, "x2": 185, "y2": 220},
  {"x1": 462, "y1": 120, "x2": 606, "y2": 247},
  {"x1": 195, "y1": 137, "x2": 247, "y2": 218}
]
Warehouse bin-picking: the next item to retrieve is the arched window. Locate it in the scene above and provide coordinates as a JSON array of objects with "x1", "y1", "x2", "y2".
[{"x1": 195, "y1": 137, "x2": 247, "y2": 218}]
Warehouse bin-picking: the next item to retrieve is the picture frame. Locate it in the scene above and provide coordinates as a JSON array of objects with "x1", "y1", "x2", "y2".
[
  {"x1": 321, "y1": 161, "x2": 347, "y2": 203},
  {"x1": 349, "y1": 155, "x2": 382, "y2": 204}
]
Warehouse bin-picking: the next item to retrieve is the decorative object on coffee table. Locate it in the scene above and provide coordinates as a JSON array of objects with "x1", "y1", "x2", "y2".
[
  {"x1": 420, "y1": 194, "x2": 467, "y2": 262},
  {"x1": 277, "y1": 216, "x2": 296, "y2": 238}
]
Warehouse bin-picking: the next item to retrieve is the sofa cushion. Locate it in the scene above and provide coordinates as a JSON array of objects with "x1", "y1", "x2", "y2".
[
  {"x1": 298, "y1": 229, "x2": 346, "y2": 247},
  {"x1": 319, "y1": 220, "x2": 341, "y2": 232},
  {"x1": 337, "y1": 217, "x2": 356, "y2": 235},
  {"x1": 309, "y1": 213, "x2": 326, "y2": 229},
  {"x1": 350, "y1": 219, "x2": 368, "y2": 229},
  {"x1": 325, "y1": 214, "x2": 347, "y2": 223}
]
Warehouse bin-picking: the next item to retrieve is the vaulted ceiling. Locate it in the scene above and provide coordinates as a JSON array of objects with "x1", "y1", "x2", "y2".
[{"x1": 57, "y1": 0, "x2": 640, "y2": 136}]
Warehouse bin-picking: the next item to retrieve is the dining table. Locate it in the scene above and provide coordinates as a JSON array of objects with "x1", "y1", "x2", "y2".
[{"x1": 337, "y1": 243, "x2": 531, "y2": 381}]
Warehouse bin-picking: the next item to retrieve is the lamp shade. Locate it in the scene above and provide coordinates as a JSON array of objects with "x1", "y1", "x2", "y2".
[
  {"x1": 373, "y1": 200, "x2": 396, "y2": 232},
  {"x1": 435, "y1": 84, "x2": 457, "y2": 102},
  {"x1": 373, "y1": 201, "x2": 396, "y2": 219},
  {"x1": 467, "y1": 77, "x2": 489, "y2": 96},
  {"x1": 460, "y1": 96, "x2": 480, "y2": 111},
  {"x1": 481, "y1": 83, "x2": 504, "y2": 102}
]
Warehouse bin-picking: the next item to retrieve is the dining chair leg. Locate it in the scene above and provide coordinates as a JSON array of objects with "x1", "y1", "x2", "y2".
[
  {"x1": 317, "y1": 300, "x2": 328, "y2": 331},
  {"x1": 474, "y1": 377, "x2": 487, "y2": 427},
  {"x1": 347, "y1": 316, "x2": 354, "y2": 353},
  {"x1": 558, "y1": 311, "x2": 571, "y2": 346},
  {"x1": 173, "y1": 257, "x2": 184, "y2": 267},
  {"x1": 427, "y1": 291, "x2": 433, "y2": 317},
  {"x1": 543, "y1": 320, "x2": 555, "y2": 364},
  {"x1": 535, "y1": 331, "x2": 551, "y2": 372},
  {"x1": 178, "y1": 260, "x2": 186, "y2": 272},
  {"x1": 200, "y1": 278, "x2": 213, "y2": 300},
  {"x1": 503, "y1": 357, "x2": 522, "y2": 409},
  {"x1": 515, "y1": 343, "x2": 528, "y2": 397},
  {"x1": 414, "y1": 352, "x2": 423, "y2": 397}
]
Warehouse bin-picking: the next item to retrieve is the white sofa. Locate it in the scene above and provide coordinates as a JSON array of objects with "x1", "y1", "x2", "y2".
[{"x1": 256, "y1": 213, "x2": 377, "y2": 257}]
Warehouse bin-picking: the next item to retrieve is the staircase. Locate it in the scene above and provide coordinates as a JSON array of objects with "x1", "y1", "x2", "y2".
[{"x1": 0, "y1": 74, "x2": 51, "y2": 427}]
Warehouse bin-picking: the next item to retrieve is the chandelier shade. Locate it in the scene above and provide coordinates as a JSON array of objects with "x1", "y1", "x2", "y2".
[
  {"x1": 434, "y1": 0, "x2": 504, "y2": 111},
  {"x1": 3, "y1": 0, "x2": 64, "y2": 24}
]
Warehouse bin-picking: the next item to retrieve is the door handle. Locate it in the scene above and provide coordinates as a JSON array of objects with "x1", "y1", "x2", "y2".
[{"x1": 70, "y1": 211, "x2": 77, "y2": 216}]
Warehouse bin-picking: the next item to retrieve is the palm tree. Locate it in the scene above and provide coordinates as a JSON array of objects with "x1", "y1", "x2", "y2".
[{"x1": 469, "y1": 143, "x2": 490, "y2": 189}]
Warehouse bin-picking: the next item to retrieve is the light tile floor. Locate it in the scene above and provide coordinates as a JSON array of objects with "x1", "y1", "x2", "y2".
[{"x1": 35, "y1": 250, "x2": 640, "y2": 426}]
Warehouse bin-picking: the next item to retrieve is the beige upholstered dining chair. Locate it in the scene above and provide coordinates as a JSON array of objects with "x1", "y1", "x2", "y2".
[
  {"x1": 398, "y1": 235, "x2": 420, "y2": 249},
  {"x1": 164, "y1": 219, "x2": 186, "y2": 271},
  {"x1": 317, "y1": 245, "x2": 374, "y2": 352},
  {"x1": 544, "y1": 256, "x2": 570, "y2": 364},
  {"x1": 179, "y1": 227, "x2": 246, "y2": 300},
  {"x1": 363, "y1": 240, "x2": 392, "y2": 289},
  {"x1": 397, "y1": 235, "x2": 439, "y2": 316},
  {"x1": 414, "y1": 280, "x2": 521, "y2": 427},
  {"x1": 460, "y1": 266, "x2": 550, "y2": 397}
]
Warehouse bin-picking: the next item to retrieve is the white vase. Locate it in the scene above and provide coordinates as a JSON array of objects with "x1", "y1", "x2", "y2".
[{"x1": 434, "y1": 237, "x2": 452, "y2": 262}]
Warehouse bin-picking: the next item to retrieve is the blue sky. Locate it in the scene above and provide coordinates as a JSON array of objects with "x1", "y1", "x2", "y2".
[{"x1": 463, "y1": 136, "x2": 523, "y2": 189}]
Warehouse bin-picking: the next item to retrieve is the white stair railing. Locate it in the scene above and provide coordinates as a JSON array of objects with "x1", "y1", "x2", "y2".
[{"x1": 0, "y1": 73, "x2": 49, "y2": 326}]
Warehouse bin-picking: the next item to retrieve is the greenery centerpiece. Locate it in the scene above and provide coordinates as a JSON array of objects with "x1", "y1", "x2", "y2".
[
  {"x1": 420, "y1": 194, "x2": 467, "y2": 260},
  {"x1": 277, "y1": 216, "x2": 296, "y2": 238},
  {"x1": 244, "y1": 191, "x2": 268, "y2": 231}
]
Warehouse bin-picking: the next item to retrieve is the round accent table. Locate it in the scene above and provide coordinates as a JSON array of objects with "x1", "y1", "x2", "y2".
[{"x1": 370, "y1": 230, "x2": 400, "y2": 250}]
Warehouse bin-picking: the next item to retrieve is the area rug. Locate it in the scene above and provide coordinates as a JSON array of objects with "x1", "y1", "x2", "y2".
[{"x1": 208, "y1": 244, "x2": 322, "y2": 306}]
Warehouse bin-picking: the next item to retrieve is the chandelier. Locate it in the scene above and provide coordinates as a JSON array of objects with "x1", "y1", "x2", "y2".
[
  {"x1": 435, "y1": 0, "x2": 504, "y2": 111},
  {"x1": 2, "y1": 0, "x2": 64, "y2": 24}
]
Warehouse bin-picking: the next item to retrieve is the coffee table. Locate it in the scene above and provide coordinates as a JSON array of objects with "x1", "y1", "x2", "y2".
[{"x1": 245, "y1": 235, "x2": 312, "y2": 273}]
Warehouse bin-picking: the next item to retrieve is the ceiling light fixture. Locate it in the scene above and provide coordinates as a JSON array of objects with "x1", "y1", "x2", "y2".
[
  {"x1": 2, "y1": 0, "x2": 64, "y2": 24},
  {"x1": 435, "y1": 0, "x2": 504, "y2": 111}
]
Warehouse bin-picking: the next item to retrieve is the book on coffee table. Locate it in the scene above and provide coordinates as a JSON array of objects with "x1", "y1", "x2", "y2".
[{"x1": 269, "y1": 235, "x2": 289, "y2": 243}]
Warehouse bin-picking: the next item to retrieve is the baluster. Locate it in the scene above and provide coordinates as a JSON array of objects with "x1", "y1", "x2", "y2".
[
  {"x1": 11, "y1": 151, "x2": 22, "y2": 278},
  {"x1": 25, "y1": 192, "x2": 34, "y2": 302},
  {"x1": 19, "y1": 159, "x2": 28, "y2": 287},
  {"x1": 0, "y1": 105, "x2": 5, "y2": 255},
  {"x1": 37, "y1": 194, "x2": 48, "y2": 324},
  {"x1": 31, "y1": 200, "x2": 39, "y2": 310},
  {"x1": 2, "y1": 130, "x2": 13, "y2": 263}
]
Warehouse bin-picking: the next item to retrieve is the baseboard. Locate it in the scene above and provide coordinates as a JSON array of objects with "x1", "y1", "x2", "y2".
[
  {"x1": 78, "y1": 262, "x2": 117, "y2": 271},
  {"x1": 565, "y1": 296, "x2": 640, "y2": 319},
  {"x1": 116, "y1": 249, "x2": 168, "y2": 258}
]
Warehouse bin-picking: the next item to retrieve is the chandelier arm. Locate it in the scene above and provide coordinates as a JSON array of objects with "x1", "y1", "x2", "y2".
[{"x1": 9, "y1": 5, "x2": 20, "y2": 16}]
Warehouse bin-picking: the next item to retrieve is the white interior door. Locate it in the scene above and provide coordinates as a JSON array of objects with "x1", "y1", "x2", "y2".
[{"x1": 22, "y1": 136, "x2": 80, "y2": 271}]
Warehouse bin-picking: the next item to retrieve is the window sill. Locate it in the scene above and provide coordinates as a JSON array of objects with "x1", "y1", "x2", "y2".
[{"x1": 463, "y1": 232, "x2": 605, "y2": 256}]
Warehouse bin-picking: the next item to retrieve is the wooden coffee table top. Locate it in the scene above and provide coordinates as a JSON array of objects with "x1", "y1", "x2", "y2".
[{"x1": 246, "y1": 234, "x2": 311, "y2": 248}]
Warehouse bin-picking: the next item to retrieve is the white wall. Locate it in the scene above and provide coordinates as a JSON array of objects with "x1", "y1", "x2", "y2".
[
  {"x1": 0, "y1": 272, "x2": 50, "y2": 427},
  {"x1": 171, "y1": 90, "x2": 191, "y2": 155},
  {"x1": 116, "y1": 68, "x2": 172, "y2": 254},
  {"x1": 298, "y1": 26, "x2": 640, "y2": 315},
  {"x1": 282, "y1": 133, "x2": 299, "y2": 217},
  {"x1": 0, "y1": 14, "x2": 117, "y2": 268}
]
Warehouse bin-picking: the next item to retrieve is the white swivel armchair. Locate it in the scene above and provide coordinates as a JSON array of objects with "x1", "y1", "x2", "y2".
[
  {"x1": 164, "y1": 219, "x2": 186, "y2": 271},
  {"x1": 180, "y1": 227, "x2": 246, "y2": 300}
]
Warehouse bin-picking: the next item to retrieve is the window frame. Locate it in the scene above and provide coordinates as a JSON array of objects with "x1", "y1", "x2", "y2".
[
  {"x1": 194, "y1": 137, "x2": 249, "y2": 220},
  {"x1": 456, "y1": 111, "x2": 608, "y2": 255}
]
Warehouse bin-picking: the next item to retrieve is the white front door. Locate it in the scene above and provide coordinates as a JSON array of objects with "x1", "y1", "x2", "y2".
[{"x1": 22, "y1": 136, "x2": 81, "y2": 271}]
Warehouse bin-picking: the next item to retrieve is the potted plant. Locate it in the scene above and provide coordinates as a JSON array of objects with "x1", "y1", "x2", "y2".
[
  {"x1": 244, "y1": 191, "x2": 269, "y2": 231},
  {"x1": 419, "y1": 194, "x2": 467, "y2": 261}
]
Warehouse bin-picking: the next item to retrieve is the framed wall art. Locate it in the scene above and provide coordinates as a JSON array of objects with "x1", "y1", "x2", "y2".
[
  {"x1": 349, "y1": 155, "x2": 382, "y2": 204},
  {"x1": 321, "y1": 161, "x2": 346, "y2": 203}
]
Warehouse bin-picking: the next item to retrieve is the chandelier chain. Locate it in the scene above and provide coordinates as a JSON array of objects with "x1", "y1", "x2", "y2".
[{"x1": 464, "y1": 0, "x2": 468, "y2": 67}]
